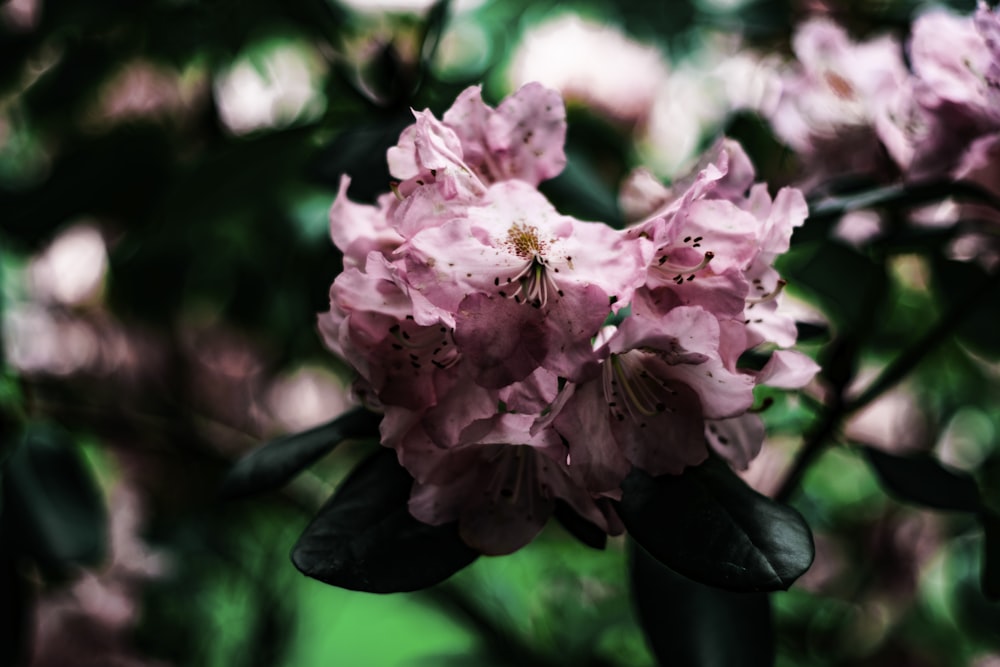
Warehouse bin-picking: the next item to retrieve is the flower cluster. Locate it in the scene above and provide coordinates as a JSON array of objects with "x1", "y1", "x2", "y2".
[
  {"x1": 320, "y1": 83, "x2": 817, "y2": 555},
  {"x1": 771, "y1": 2, "x2": 1000, "y2": 188}
]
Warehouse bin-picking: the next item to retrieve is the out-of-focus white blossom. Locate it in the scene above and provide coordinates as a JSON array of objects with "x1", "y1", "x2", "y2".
[
  {"x1": 1, "y1": 0, "x2": 41, "y2": 31},
  {"x1": 844, "y1": 373, "x2": 927, "y2": 453},
  {"x1": 4, "y1": 305, "x2": 101, "y2": 375},
  {"x1": 214, "y1": 42, "x2": 326, "y2": 135},
  {"x1": 339, "y1": 0, "x2": 484, "y2": 13},
  {"x1": 88, "y1": 60, "x2": 206, "y2": 128},
  {"x1": 509, "y1": 14, "x2": 669, "y2": 125},
  {"x1": 266, "y1": 365, "x2": 351, "y2": 432},
  {"x1": 641, "y1": 63, "x2": 727, "y2": 176},
  {"x1": 28, "y1": 223, "x2": 108, "y2": 306},
  {"x1": 641, "y1": 34, "x2": 780, "y2": 178}
]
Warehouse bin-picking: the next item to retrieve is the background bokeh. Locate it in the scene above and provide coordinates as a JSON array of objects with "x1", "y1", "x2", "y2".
[{"x1": 2, "y1": 0, "x2": 999, "y2": 665}]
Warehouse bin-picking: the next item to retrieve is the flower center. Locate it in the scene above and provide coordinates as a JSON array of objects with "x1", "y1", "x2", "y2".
[
  {"x1": 602, "y1": 352, "x2": 672, "y2": 425},
  {"x1": 496, "y1": 222, "x2": 564, "y2": 308},
  {"x1": 824, "y1": 71, "x2": 856, "y2": 101},
  {"x1": 504, "y1": 222, "x2": 548, "y2": 259}
]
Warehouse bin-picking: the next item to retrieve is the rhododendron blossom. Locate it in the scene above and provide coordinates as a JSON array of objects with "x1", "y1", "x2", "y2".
[
  {"x1": 319, "y1": 83, "x2": 816, "y2": 555},
  {"x1": 769, "y1": 18, "x2": 908, "y2": 186},
  {"x1": 878, "y1": 3, "x2": 1000, "y2": 180}
]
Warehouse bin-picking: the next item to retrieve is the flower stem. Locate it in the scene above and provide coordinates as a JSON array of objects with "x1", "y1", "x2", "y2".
[{"x1": 776, "y1": 263, "x2": 1000, "y2": 503}]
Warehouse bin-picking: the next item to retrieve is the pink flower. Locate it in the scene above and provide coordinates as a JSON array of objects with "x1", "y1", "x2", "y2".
[
  {"x1": 329, "y1": 176, "x2": 405, "y2": 269},
  {"x1": 401, "y1": 180, "x2": 650, "y2": 385},
  {"x1": 909, "y1": 7, "x2": 999, "y2": 122},
  {"x1": 385, "y1": 82, "x2": 567, "y2": 201},
  {"x1": 878, "y1": 4, "x2": 1000, "y2": 179},
  {"x1": 542, "y1": 139, "x2": 816, "y2": 478},
  {"x1": 768, "y1": 18, "x2": 908, "y2": 185},
  {"x1": 318, "y1": 84, "x2": 815, "y2": 556},
  {"x1": 319, "y1": 252, "x2": 458, "y2": 410},
  {"x1": 622, "y1": 140, "x2": 807, "y2": 346},
  {"x1": 441, "y1": 83, "x2": 568, "y2": 187},
  {"x1": 404, "y1": 412, "x2": 621, "y2": 556},
  {"x1": 552, "y1": 304, "x2": 753, "y2": 478}
]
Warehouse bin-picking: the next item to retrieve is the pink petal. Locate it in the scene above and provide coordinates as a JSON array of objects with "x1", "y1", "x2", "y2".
[
  {"x1": 705, "y1": 414, "x2": 765, "y2": 471},
  {"x1": 757, "y1": 350, "x2": 821, "y2": 389},
  {"x1": 487, "y1": 82, "x2": 568, "y2": 186}
]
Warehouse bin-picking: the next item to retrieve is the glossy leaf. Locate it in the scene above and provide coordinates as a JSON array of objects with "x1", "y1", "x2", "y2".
[
  {"x1": 862, "y1": 446, "x2": 982, "y2": 513},
  {"x1": 220, "y1": 407, "x2": 382, "y2": 500},
  {"x1": 4, "y1": 423, "x2": 107, "y2": 570},
  {"x1": 617, "y1": 458, "x2": 814, "y2": 592},
  {"x1": 291, "y1": 448, "x2": 478, "y2": 593},
  {"x1": 631, "y1": 542, "x2": 775, "y2": 667}
]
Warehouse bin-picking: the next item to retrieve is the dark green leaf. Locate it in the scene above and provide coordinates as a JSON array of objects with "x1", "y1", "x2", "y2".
[
  {"x1": 220, "y1": 407, "x2": 382, "y2": 500},
  {"x1": 617, "y1": 458, "x2": 814, "y2": 592},
  {"x1": 309, "y1": 116, "x2": 413, "y2": 202},
  {"x1": 795, "y1": 320, "x2": 830, "y2": 343},
  {"x1": 0, "y1": 554, "x2": 32, "y2": 667},
  {"x1": 291, "y1": 448, "x2": 477, "y2": 593},
  {"x1": 4, "y1": 423, "x2": 107, "y2": 570},
  {"x1": 540, "y1": 149, "x2": 623, "y2": 228},
  {"x1": 553, "y1": 500, "x2": 606, "y2": 550},
  {"x1": 724, "y1": 111, "x2": 799, "y2": 191},
  {"x1": 779, "y1": 240, "x2": 885, "y2": 330},
  {"x1": 631, "y1": 542, "x2": 774, "y2": 667},
  {"x1": 932, "y1": 257, "x2": 1000, "y2": 358},
  {"x1": 981, "y1": 512, "x2": 1000, "y2": 601},
  {"x1": 862, "y1": 446, "x2": 981, "y2": 512}
]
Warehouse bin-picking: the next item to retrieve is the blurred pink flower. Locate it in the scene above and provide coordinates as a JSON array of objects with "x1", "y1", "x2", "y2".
[
  {"x1": 769, "y1": 17, "x2": 908, "y2": 185},
  {"x1": 880, "y1": 3, "x2": 1000, "y2": 179},
  {"x1": 508, "y1": 15, "x2": 668, "y2": 125}
]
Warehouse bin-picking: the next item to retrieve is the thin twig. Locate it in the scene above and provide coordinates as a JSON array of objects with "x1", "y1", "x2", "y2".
[{"x1": 776, "y1": 264, "x2": 1000, "y2": 503}]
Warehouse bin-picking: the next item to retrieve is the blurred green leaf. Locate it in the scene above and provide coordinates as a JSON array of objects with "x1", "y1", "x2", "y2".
[
  {"x1": 932, "y1": 257, "x2": 1000, "y2": 358},
  {"x1": 981, "y1": 512, "x2": 1000, "y2": 601},
  {"x1": 220, "y1": 407, "x2": 382, "y2": 500},
  {"x1": 540, "y1": 149, "x2": 623, "y2": 227},
  {"x1": 862, "y1": 446, "x2": 982, "y2": 513},
  {"x1": 420, "y1": 0, "x2": 453, "y2": 75},
  {"x1": 310, "y1": 116, "x2": 413, "y2": 202},
  {"x1": 4, "y1": 422, "x2": 107, "y2": 571},
  {"x1": 292, "y1": 448, "x2": 478, "y2": 593},
  {"x1": 617, "y1": 458, "x2": 814, "y2": 592},
  {"x1": 794, "y1": 320, "x2": 830, "y2": 344},
  {"x1": 1, "y1": 126, "x2": 173, "y2": 252},
  {"x1": 631, "y1": 543, "x2": 774, "y2": 667},
  {"x1": 780, "y1": 240, "x2": 885, "y2": 331},
  {"x1": 0, "y1": 554, "x2": 32, "y2": 667}
]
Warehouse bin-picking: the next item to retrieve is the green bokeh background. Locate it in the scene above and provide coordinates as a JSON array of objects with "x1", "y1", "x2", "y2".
[{"x1": 2, "y1": 0, "x2": 998, "y2": 665}]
